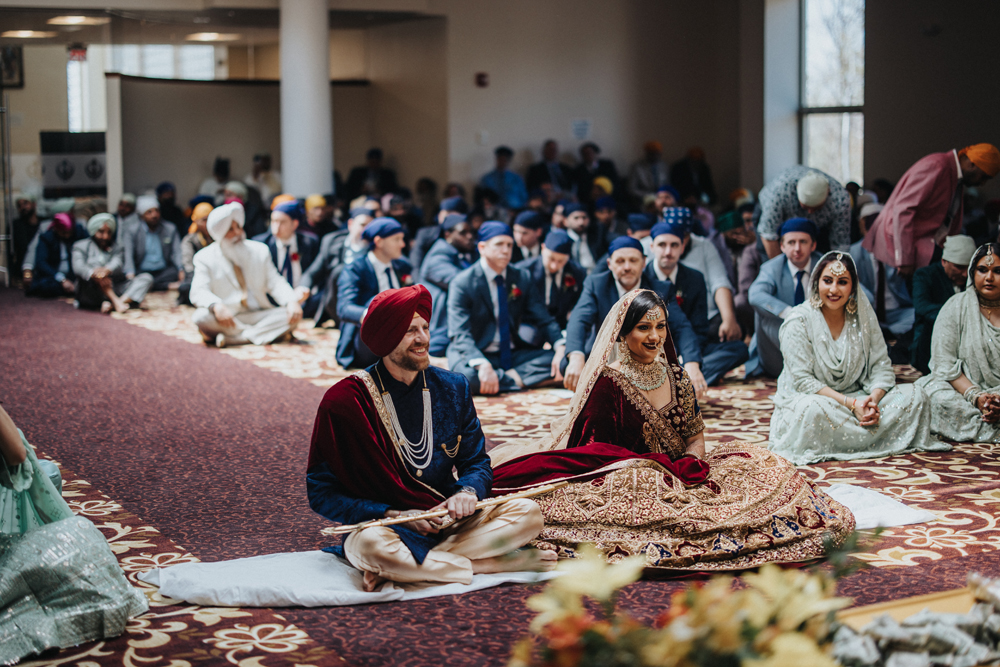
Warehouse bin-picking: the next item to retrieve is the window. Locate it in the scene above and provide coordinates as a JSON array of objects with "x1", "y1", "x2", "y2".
[
  {"x1": 107, "y1": 44, "x2": 219, "y2": 80},
  {"x1": 800, "y1": 0, "x2": 865, "y2": 185}
]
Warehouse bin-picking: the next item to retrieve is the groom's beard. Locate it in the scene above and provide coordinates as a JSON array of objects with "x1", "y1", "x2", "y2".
[{"x1": 219, "y1": 231, "x2": 251, "y2": 267}]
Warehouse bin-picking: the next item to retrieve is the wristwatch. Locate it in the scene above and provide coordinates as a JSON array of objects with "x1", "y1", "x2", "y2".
[{"x1": 459, "y1": 485, "x2": 478, "y2": 498}]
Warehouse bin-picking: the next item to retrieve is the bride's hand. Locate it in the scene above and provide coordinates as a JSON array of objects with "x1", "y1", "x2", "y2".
[{"x1": 685, "y1": 443, "x2": 706, "y2": 459}]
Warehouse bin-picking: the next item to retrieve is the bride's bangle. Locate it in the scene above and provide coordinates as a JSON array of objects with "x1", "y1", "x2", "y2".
[{"x1": 964, "y1": 386, "x2": 984, "y2": 408}]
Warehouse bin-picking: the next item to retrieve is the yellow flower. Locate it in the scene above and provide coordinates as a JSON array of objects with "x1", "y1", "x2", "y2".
[
  {"x1": 743, "y1": 631, "x2": 838, "y2": 667},
  {"x1": 549, "y1": 545, "x2": 645, "y2": 602},
  {"x1": 526, "y1": 587, "x2": 584, "y2": 633}
]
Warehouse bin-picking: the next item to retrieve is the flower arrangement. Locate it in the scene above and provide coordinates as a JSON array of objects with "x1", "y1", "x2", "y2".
[
  {"x1": 400, "y1": 273, "x2": 413, "y2": 286},
  {"x1": 563, "y1": 274, "x2": 577, "y2": 290},
  {"x1": 510, "y1": 545, "x2": 851, "y2": 667},
  {"x1": 675, "y1": 290, "x2": 684, "y2": 308},
  {"x1": 509, "y1": 285, "x2": 523, "y2": 301}
]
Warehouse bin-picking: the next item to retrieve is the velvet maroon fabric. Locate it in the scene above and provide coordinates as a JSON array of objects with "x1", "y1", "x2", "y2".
[
  {"x1": 307, "y1": 375, "x2": 445, "y2": 510},
  {"x1": 491, "y1": 442, "x2": 708, "y2": 493}
]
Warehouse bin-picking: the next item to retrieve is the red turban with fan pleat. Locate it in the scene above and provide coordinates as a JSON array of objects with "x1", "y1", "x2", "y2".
[{"x1": 360, "y1": 285, "x2": 432, "y2": 357}]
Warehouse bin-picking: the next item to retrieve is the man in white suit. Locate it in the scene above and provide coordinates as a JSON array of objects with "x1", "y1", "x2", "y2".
[{"x1": 191, "y1": 202, "x2": 303, "y2": 347}]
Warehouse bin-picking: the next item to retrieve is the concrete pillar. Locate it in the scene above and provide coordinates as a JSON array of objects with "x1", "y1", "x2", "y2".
[
  {"x1": 104, "y1": 72, "x2": 123, "y2": 208},
  {"x1": 763, "y1": 0, "x2": 800, "y2": 183},
  {"x1": 279, "y1": 0, "x2": 333, "y2": 196}
]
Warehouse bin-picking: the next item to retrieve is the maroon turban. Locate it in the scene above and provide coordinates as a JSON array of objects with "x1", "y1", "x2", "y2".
[
  {"x1": 51, "y1": 213, "x2": 74, "y2": 233},
  {"x1": 361, "y1": 285, "x2": 432, "y2": 357}
]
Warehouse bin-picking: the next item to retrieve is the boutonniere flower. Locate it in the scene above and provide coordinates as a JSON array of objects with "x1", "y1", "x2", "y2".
[
  {"x1": 509, "y1": 285, "x2": 522, "y2": 301},
  {"x1": 563, "y1": 274, "x2": 576, "y2": 289},
  {"x1": 401, "y1": 274, "x2": 414, "y2": 286},
  {"x1": 675, "y1": 289, "x2": 684, "y2": 307},
  {"x1": 290, "y1": 252, "x2": 300, "y2": 263}
]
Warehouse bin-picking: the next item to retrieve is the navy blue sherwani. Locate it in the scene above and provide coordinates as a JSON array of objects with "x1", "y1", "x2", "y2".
[
  {"x1": 336, "y1": 253, "x2": 414, "y2": 369},
  {"x1": 307, "y1": 360, "x2": 491, "y2": 561},
  {"x1": 564, "y1": 270, "x2": 702, "y2": 369},
  {"x1": 446, "y1": 260, "x2": 563, "y2": 394},
  {"x1": 648, "y1": 263, "x2": 748, "y2": 386},
  {"x1": 514, "y1": 255, "x2": 586, "y2": 330},
  {"x1": 27, "y1": 224, "x2": 89, "y2": 297},
  {"x1": 746, "y1": 250, "x2": 823, "y2": 377},
  {"x1": 420, "y1": 238, "x2": 475, "y2": 356}
]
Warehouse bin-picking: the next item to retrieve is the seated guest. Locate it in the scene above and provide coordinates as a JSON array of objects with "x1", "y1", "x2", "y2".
[
  {"x1": 12, "y1": 194, "x2": 39, "y2": 277},
  {"x1": 654, "y1": 184, "x2": 680, "y2": 212},
  {"x1": 20, "y1": 200, "x2": 74, "y2": 291},
  {"x1": 345, "y1": 147, "x2": 399, "y2": 201},
  {"x1": 515, "y1": 229, "x2": 585, "y2": 330},
  {"x1": 626, "y1": 212, "x2": 655, "y2": 255},
  {"x1": 336, "y1": 218, "x2": 413, "y2": 369},
  {"x1": 511, "y1": 210, "x2": 546, "y2": 262},
  {"x1": 304, "y1": 193, "x2": 338, "y2": 238},
  {"x1": 301, "y1": 207, "x2": 374, "y2": 327},
  {"x1": 647, "y1": 220, "x2": 749, "y2": 386},
  {"x1": 199, "y1": 156, "x2": 230, "y2": 204},
  {"x1": 849, "y1": 231, "x2": 914, "y2": 358},
  {"x1": 114, "y1": 193, "x2": 138, "y2": 240},
  {"x1": 670, "y1": 146, "x2": 718, "y2": 206},
  {"x1": 306, "y1": 286, "x2": 550, "y2": 591},
  {"x1": 747, "y1": 218, "x2": 823, "y2": 377},
  {"x1": 155, "y1": 181, "x2": 186, "y2": 228},
  {"x1": 223, "y1": 180, "x2": 267, "y2": 238},
  {"x1": 627, "y1": 140, "x2": 669, "y2": 207},
  {"x1": 563, "y1": 236, "x2": 706, "y2": 395},
  {"x1": 911, "y1": 235, "x2": 975, "y2": 374},
  {"x1": 480, "y1": 146, "x2": 528, "y2": 211},
  {"x1": 191, "y1": 202, "x2": 302, "y2": 347},
  {"x1": 770, "y1": 252, "x2": 945, "y2": 464},
  {"x1": 253, "y1": 200, "x2": 321, "y2": 317},
  {"x1": 593, "y1": 195, "x2": 627, "y2": 238},
  {"x1": 526, "y1": 139, "x2": 573, "y2": 196},
  {"x1": 411, "y1": 195, "x2": 468, "y2": 275},
  {"x1": 72, "y1": 213, "x2": 152, "y2": 314},
  {"x1": 26, "y1": 212, "x2": 88, "y2": 298},
  {"x1": 0, "y1": 404, "x2": 148, "y2": 664},
  {"x1": 421, "y1": 214, "x2": 477, "y2": 356},
  {"x1": 123, "y1": 195, "x2": 184, "y2": 299},
  {"x1": 446, "y1": 222, "x2": 565, "y2": 395},
  {"x1": 716, "y1": 204, "x2": 758, "y2": 336},
  {"x1": 563, "y1": 203, "x2": 607, "y2": 273},
  {"x1": 573, "y1": 142, "x2": 620, "y2": 206},
  {"x1": 659, "y1": 207, "x2": 743, "y2": 344},
  {"x1": 757, "y1": 167, "x2": 851, "y2": 257},
  {"x1": 178, "y1": 202, "x2": 214, "y2": 306},
  {"x1": 915, "y1": 243, "x2": 1000, "y2": 444},
  {"x1": 244, "y1": 153, "x2": 282, "y2": 205}
]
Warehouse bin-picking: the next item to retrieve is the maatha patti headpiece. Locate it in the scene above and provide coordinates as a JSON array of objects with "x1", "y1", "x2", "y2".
[
  {"x1": 644, "y1": 307, "x2": 664, "y2": 322},
  {"x1": 986, "y1": 246, "x2": 996, "y2": 267},
  {"x1": 829, "y1": 253, "x2": 847, "y2": 277}
]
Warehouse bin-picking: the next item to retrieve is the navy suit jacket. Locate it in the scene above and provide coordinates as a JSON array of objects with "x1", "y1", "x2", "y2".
[
  {"x1": 748, "y1": 251, "x2": 824, "y2": 319},
  {"x1": 566, "y1": 270, "x2": 702, "y2": 365},
  {"x1": 410, "y1": 225, "x2": 442, "y2": 277},
  {"x1": 335, "y1": 254, "x2": 414, "y2": 368},
  {"x1": 252, "y1": 230, "x2": 320, "y2": 277},
  {"x1": 34, "y1": 225, "x2": 89, "y2": 282},
  {"x1": 648, "y1": 263, "x2": 711, "y2": 343},
  {"x1": 514, "y1": 255, "x2": 586, "y2": 330},
  {"x1": 446, "y1": 261, "x2": 562, "y2": 370},
  {"x1": 420, "y1": 239, "x2": 475, "y2": 337}
]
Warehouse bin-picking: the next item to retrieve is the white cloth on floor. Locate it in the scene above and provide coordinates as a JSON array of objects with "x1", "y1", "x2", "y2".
[
  {"x1": 137, "y1": 550, "x2": 557, "y2": 607},
  {"x1": 823, "y1": 484, "x2": 936, "y2": 530}
]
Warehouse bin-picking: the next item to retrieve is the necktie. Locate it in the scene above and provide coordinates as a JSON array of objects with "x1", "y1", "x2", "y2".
[
  {"x1": 281, "y1": 247, "x2": 293, "y2": 285},
  {"x1": 495, "y1": 275, "x2": 513, "y2": 370},
  {"x1": 459, "y1": 254, "x2": 471, "y2": 269},
  {"x1": 793, "y1": 270, "x2": 806, "y2": 306},
  {"x1": 385, "y1": 267, "x2": 394, "y2": 291},
  {"x1": 548, "y1": 273, "x2": 559, "y2": 314}
]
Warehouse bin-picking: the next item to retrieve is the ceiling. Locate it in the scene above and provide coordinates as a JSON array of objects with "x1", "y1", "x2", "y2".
[{"x1": 0, "y1": 7, "x2": 430, "y2": 46}]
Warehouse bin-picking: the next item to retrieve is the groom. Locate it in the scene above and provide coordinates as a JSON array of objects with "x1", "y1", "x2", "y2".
[{"x1": 307, "y1": 285, "x2": 553, "y2": 591}]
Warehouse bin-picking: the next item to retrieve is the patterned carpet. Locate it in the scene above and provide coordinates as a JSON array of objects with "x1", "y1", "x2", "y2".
[{"x1": 3, "y1": 287, "x2": 1000, "y2": 667}]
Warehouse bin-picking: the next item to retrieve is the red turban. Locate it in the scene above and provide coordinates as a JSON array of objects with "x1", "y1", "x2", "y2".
[
  {"x1": 960, "y1": 144, "x2": 1000, "y2": 178},
  {"x1": 361, "y1": 285, "x2": 432, "y2": 357},
  {"x1": 50, "y1": 212, "x2": 74, "y2": 233}
]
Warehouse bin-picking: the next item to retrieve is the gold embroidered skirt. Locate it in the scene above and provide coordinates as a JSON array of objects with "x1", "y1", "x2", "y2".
[{"x1": 529, "y1": 442, "x2": 856, "y2": 570}]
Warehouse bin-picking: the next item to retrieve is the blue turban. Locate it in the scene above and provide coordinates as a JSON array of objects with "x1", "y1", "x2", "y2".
[
  {"x1": 513, "y1": 210, "x2": 545, "y2": 230},
  {"x1": 273, "y1": 200, "x2": 304, "y2": 221},
  {"x1": 440, "y1": 196, "x2": 468, "y2": 214},
  {"x1": 478, "y1": 221, "x2": 512, "y2": 243},
  {"x1": 651, "y1": 221, "x2": 688, "y2": 241},
  {"x1": 442, "y1": 213, "x2": 467, "y2": 232},
  {"x1": 628, "y1": 213, "x2": 654, "y2": 232},
  {"x1": 188, "y1": 195, "x2": 214, "y2": 209},
  {"x1": 543, "y1": 229, "x2": 573, "y2": 255},
  {"x1": 657, "y1": 184, "x2": 680, "y2": 201},
  {"x1": 562, "y1": 203, "x2": 586, "y2": 216},
  {"x1": 779, "y1": 217, "x2": 818, "y2": 240},
  {"x1": 349, "y1": 207, "x2": 373, "y2": 219},
  {"x1": 662, "y1": 206, "x2": 692, "y2": 226},
  {"x1": 608, "y1": 236, "x2": 644, "y2": 256},
  {"x1": 594, "y1": 195, "x2": 616, "y2": 211},
  {"x1": 156, "y1": 181, "x2": 176, "y2": 196},
  {"x1": 362, "y1": 217, "x2": 404, "y2": 242}
]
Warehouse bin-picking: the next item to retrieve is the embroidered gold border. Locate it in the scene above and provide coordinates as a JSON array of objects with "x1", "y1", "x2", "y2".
[
  {"x1": 603, "y1": 366, "x2": 688, "y2": 458},
  {"x1": 355, "y1": 370, "x2": 445, "y2": 500}
]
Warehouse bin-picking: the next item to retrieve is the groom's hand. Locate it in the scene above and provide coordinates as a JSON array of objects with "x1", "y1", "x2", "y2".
[{"x1": 563, "y1": 352, "x2": 585, "y2": 391}]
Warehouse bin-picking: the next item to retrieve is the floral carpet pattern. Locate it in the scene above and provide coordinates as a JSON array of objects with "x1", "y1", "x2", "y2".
[{"x1": 6, "y1": 288, "x2": 1000, "y2": 666}]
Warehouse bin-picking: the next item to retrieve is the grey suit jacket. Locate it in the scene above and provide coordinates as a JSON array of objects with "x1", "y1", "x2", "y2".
[
  {"x1": 123, "y1": 220, "x2": 183, "y2": 276},
  {"x1": 748, "y1": 251, "x2": 823, "y2": 318}
]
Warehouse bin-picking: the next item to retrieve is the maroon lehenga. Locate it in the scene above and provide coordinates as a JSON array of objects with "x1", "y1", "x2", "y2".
[{"x1": 492, "y1": 363, "x2": 855, "y2": 571}]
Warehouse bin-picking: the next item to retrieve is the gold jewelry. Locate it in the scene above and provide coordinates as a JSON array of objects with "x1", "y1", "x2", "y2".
[
  {"x1": 985, "y1": 246, "x2": 996, "y2": 267},
  {"x1": 846, "y1": 293, "x2": 858, "y2": 315},
  {"x1": 829, "y1": 253, "x2": 847, "y2": 277},
  {"x1": 978, "y1": 292, "x2": 1000, "y2": 310},
  {"x1": 617, "y1": 340, "x2": 668, "y2": 391},
  {"x1": 644, "y1": 307, "x2": 664, "y2": 322},
  {"x1": 617, "y1": 339, "x2": 630, "y2": 358},
  {"x1": 810, "y1": 291, "x2": 823, "y2": 309},
  {"x1": 441, "y1": 434, "x2": 461, "y2": 458}
]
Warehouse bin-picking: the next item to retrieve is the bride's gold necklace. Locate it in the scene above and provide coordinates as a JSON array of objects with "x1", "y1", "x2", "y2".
[{"x1": 618, "y1": 342, "x2": 667, "y2": 391}]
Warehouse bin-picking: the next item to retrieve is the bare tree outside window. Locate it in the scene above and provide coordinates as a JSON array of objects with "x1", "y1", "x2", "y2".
[{"x1": 801, "y1": 0, "x2": 865, "y2": 185}]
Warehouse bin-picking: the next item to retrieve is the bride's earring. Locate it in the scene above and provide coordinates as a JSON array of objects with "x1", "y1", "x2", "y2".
[
  {"x1": 846, "y1": 293, "x2": 858, "y2": 315},
  {"x1": 809, "y1": 291, "x2": 822, "y2": 309},
  {"x1": 617, "y1": 339, "x2": 631, "y2": 360}
]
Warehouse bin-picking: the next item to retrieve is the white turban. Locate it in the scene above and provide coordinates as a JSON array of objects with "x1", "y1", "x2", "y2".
[
  {"x1": 136, "y1": 195, "x2": 159, "y2": 215},
  {"x1": 207, "y1": 201, "x2": 245, "y2": 242},
  {"x1": 942, "y1": 234, "x2": 977, "y2": 266},
  {"x1": 796, "y1": 171, "x2": 830, "y2": 208},
  {"x1": 858, "y1": 202, "x2": 884, "y2": 220}
]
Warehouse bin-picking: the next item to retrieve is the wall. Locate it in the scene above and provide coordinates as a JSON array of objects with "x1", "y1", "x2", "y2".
[
  {"x1": 866, "y1": 0, "x2": 1000, "y2": 199},
  {"x1": 227, "y1": 30, "x2": 367, "y2": 80},
  {"x1": 365, "y1": 17, "x2": 448, "y2": 190}
]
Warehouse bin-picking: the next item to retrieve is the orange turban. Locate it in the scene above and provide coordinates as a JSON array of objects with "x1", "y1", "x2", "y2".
[
  {"x1": 270, "y1": 193, "x2": 296, "y2": 210},
  {"x1": 959, "y1": 144, "x2": 1000, "y2": 178},
  {"x1": 361, "y1": 285, "x2": 432, "y2": 358},
  {"x1": 305, "y1": 194, "x2": 327, "y2": 211},
  {"x1": 593, "y1": 176, "x2": 614, "y2": 196},
  {"x1": 192, "y1": 202, "x2": 214, "y2": 220}
]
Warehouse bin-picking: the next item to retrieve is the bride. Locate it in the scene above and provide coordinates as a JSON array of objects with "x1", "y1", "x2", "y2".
[{"x1": 488, "y1": 289, "x2": 855, "y2": 570}]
